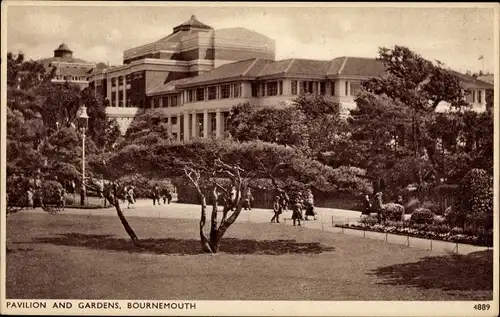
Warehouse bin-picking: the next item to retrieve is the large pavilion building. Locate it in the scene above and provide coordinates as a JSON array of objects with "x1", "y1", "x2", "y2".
[{"x1": 87, "y1": 15, "x2": 493, "y2": 136}]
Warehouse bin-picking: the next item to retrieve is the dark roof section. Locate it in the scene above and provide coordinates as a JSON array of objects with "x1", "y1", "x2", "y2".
[
  {"x1": 173, "y1": 15, "x2": 212, "y2": 33},
  {"x1": 259, "y1": 59, "x2": 331, "y2": 77},
  {"x1": 176, "y1": 58, "x2": 270, "y2": 87},
  {"x1": 148, "y1": 77, "x2": 194, "y2": 94},
  {"x1": 287, "y1": 59, "x2": 331, "y2": 76},
  {"x1": 327, "y1": 56, "x2": 386, "y2": 77},
  {"x1": 258, "y1": 59, "x2": 294, "y2": 76}
]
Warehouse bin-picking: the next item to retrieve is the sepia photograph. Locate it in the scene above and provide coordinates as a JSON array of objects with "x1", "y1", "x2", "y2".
[{"x1": 1, "y1": 1, "x2": 498, "y2": 316}]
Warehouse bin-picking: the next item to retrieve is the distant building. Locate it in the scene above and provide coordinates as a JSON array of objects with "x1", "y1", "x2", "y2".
[
  {"x1": 38, "y1": 43, "x2": 95, "y2": 89},
  {"x1": 87, "y1": 15, "x2": 494, "y2": 135}
]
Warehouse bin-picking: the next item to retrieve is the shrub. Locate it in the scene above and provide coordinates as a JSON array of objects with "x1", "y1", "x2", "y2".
[
  {"x1": 39, "y1": 180, "x2": 63, "y2": 204},
  {"x1": 453, "y1": 169, "x2": 493, "y2": 230},
  {"x1": 65, "y1": 195, "x2": 75, "y2": 206},
  {"x1": 410, "y1": 208, "x2": 435, "y2": 225},
  {"x1": 359, "y1": 215, "x2": 378, "y2": 226}
]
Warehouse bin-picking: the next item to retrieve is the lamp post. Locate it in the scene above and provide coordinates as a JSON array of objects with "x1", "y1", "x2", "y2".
[{"x1": 78, "y1": 106, "x2": 89, "y2": 206}]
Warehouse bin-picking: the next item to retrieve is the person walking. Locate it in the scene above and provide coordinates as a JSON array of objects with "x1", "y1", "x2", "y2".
[
  {"x1": 243, "y1": 188, "x2": 253, "y2": 211},
  {"x1": 230, "y1": 186, "x2": 237, "y2": 210},
  {"x1": 122, "y1": 186, "x2": 128, "y2": 204},
  {"x1": 58, "y1": 187, "x2": 66, "y2": 210},
  {"x1": 166, "y1": 188, "x2": 172, "y2": 204},
  {"x1": 270, "y1": 196, "x2": 282, "y2": 223},
  {"x1": 362, "y1": 194, "x2": 372, "y2": 216},
  {"x1": 152, "y1": 185, "x2": 161, "y2": 206},
  {"x1": 127, "y1": 186, "x2": 135, "y2": 209},
  {"x1": 67, "y1": 180, "x2": 76, "y2": 201},
  {"x1": 26, "y1": 187, "x2": 34, "y2": 209},
  {"x1": 280, "y1": 191, "x2": 289, "y2": 213},
  {"x1": 291, "y1": 196, "x2": 302, "y2": 227},
  {"x1": 304, "y1": 189, "x2": 316, "y2": 220}
]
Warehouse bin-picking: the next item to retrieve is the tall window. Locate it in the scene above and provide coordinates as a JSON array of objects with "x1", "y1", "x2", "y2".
[
  {"x1": 111, "y1": 78, "x2": 116, "y2": 87},
  {"x1": 162, "y1": 97, "x2": 169, "y2": 107},
  {"x1": 300, "y1": 81, "x2": 306, "y2": 94},
  {"x1": 196, "y1": 88, "x2": 205, "y2": 101},
  {"x1": 350, "y1": 82, "x2": 361, "y2": 96},
  {"x1": 171, "y1": 116, "x2": 178, "y2": 125},
  {"x1": 291, "y1": 80, "x2": 298, "y2": 95},
  {"x1": 261, "y1": 83, "x2": 266, "y2": 96},
  {"x1": 221, "y1": 84, "x2": 230, "y2": 99},
  {"x1": 472, "y1": 90, "x2": 476, "y2": 103},
  {"x1": 118, "y1": 76, "x2": 124, "y2": 86},
  {"x1": 153, "y1": 98, "x2": 159, "y2": 108},
  {"x1": 331, "y1": 81, "x2": 336, "y2": 96},
  {"x1": 111, "y1": 92, "x2": 116, "y2": 106},
  {"x1": 279, "y1": 81, "x2": 283, "y2": 95},
  {"x1": 197, "y1": 114, "x2": 204, "y2": 137},
  {"x1": 118, "y1": 91, "x2": 123, "y2": 107},
  {"x1": 267, "y1": 81, "x2": 278, "y2": 96},
  {"x1": 188, "y1": 90, "x2": 194, "y2": 103},
  {"x1": 478, "y1": 90, "x2": 482, "y2": 103},
  {"x1": 320, "y1": 82, "x2": 326, "y2": 95},
  {"x1": 210, "y1": 113, "x2": 217, "y2": 137},
  {"x1": 233, "y1": 83, "x2": 241, "y2": 98},
  {"x1": 208, "y1": 86, "x2": 217, "y2": 100},
  {"x1": 345, "y1": 81, "x2": 349, "y2": 96},
  {"x1": 252, "y1": 83, "x2": 260, "y2": 97},
  {"x1": 171, "y1": 95, "x2": 178, "y2": 107}
]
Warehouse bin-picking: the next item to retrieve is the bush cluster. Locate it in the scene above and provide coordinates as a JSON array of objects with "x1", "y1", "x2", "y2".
[{"x1": 410, "y1": 208, "x2": 435, "y2": 225}]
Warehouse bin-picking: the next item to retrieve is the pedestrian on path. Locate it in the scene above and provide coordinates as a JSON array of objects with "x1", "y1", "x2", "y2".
[
  {"x1": 291, "y1": 196, "x2": 302, "y2": 227},
  {"x1": 243, "y1": 188, "x2": 253, "y2": 210},
  {"x1": 26, "y1": 187, "x2": 34, "y2": 209},
  {"x1": 152, "y1": 185, "x2": 161, "y2": 206},
  {"x1": 127, "y1": 186, "x2": 135, "y2": 209},
  {"x1": 270, "y1": 196, "x2": 282, "y2": 223}
]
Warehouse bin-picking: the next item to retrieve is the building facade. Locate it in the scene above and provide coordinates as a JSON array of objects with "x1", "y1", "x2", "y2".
[
  {"x1": 87, "y1": 15, "x2": 493, "y2": 135},
  {"x1": 39, "y1": 43, "x2": 95, "y2": 89}
]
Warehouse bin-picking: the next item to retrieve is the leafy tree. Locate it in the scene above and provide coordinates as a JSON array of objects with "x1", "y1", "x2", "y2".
[
  {"x1": 90, "y1": 139, "x2": 370, "y2": 252},
  {"x1": 226, "y1": 103, "x2": 309, "y2": 149},
  {"x1": 6, "y1": 52, "x2": 119, "y2": 212}
]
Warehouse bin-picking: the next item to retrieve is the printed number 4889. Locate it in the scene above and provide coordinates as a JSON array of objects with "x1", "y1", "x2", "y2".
[{"x1": 474, "y1": 304, "x2": 490, "y2": 310}]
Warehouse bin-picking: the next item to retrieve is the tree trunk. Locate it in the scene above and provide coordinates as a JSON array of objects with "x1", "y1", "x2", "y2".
[
  {"x1": 209, "y1": 186, "x2": 219, "y2": 252},
  {"x1": 198, "y1": 194, "x2": 214, "y2": 253},
  {"x1": 104, "y1": 189, "x2": 140, "y2": 247}
]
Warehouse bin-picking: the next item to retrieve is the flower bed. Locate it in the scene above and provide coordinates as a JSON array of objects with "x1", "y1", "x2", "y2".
[{"x1": 334, "y1": 222, "x2": 493, "y2": 247}]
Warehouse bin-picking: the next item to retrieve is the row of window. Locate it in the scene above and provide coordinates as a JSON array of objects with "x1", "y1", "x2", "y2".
[
  {"x1": 54, "y1": 75, "x2": 87, "y2": 81},
  {"x1": 186, "y1": 83, "x2": 242, "y2": 103},
  {"x1": 152, "y1": 95, "x2": 180, "y2": 108},
  {"x1": 110, "y1": 73, "x2": 142, "y2": 87},
  {"x1": 468, "y1": 89, "x2": 483, "y2": 104},
  {"x1": 252, "y1": 81, "x2": 284, "y2": 97}
]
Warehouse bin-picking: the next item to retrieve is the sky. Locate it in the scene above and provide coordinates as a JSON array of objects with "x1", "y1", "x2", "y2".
[{"x1": 5, "y1": 3, "x2": 496, "y2": 74}]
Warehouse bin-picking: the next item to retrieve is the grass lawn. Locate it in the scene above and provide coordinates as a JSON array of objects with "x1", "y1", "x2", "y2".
[{"x1": 6, "y1": 212, "x2": 493, "y2": 300}]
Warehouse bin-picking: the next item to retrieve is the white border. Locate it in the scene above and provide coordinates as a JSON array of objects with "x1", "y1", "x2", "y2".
[{"x1": 1, "y1": 2, "x2": 499, "y2": 316}]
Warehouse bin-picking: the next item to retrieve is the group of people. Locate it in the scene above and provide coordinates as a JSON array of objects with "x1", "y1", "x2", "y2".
[
  {"x1": 151, "y1": 186, "x2": 173, "y2": 206},
  {"x1": 271, "y1": 189, "x2": 316, "y2": 226}
]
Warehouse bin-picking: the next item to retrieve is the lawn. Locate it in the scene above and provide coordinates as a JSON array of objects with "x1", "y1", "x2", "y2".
[{"x1": 5, "y1": 212, "x2": 493, "y2": 300}]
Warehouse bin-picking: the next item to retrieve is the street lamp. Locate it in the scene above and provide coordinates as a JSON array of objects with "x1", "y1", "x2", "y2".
[{"x1": 78, "y1": 105, "x2": 89, "y2": 206}]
